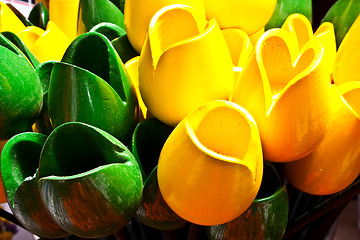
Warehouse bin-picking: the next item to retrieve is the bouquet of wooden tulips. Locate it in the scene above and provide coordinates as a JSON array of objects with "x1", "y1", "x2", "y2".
[{"x1": 0, "y1": 0, "x2": 359, "y2": 239}]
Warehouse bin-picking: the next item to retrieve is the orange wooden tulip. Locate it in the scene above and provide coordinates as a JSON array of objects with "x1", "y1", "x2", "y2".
[
  {"x1": 158, "y1": 100, "x2": 263, "y2": 226},
  {"x1": 333, "y1": 14, "x2": 360, "y2": 85},
  {"x1": 281, "y1": 13, "x2": 336, "y2": 81},
  {"x1": 232, "y1": 29, "x2": 332, "y2": 162},
  {"x1": 283, "y1": 83, "x2": 360, "y2": 195}
]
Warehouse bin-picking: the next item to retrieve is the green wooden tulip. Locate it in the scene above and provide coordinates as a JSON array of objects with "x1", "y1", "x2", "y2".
[
  {"x1": 32, "y1": 61, "x2": 57, "y2": 135},
  {"x1": 321, "y1": 0, "x2": 360, "y2": 47},
  {"x1": 207, "y1": 161, "x2": 288, "y2": 240},
  {"x1": 1, "y1": 31, "x2": 40, "y2": 68},
  {"x1": 0, "y1": 37, "x2": 43, "y2": 140},
  {"x1": 0, "y1": 132, "x2": 69, "y2": 238},
  {"x1": 108, "y1": 0, "x2": 125, "y2": 13},
  {"x1": 130, "y1": 118, "x2": 186, "y2": 230},
  {"x1": 77, "y1": 0, "x2": 125, "y2": 35},
  {"x1": 28, "y1": 2, "x2": 49, "y2": 30},
  {"x1": 38, "y1": 122, "x2": 143, "y2": 238},
  {"x1": 111, "y1": 35, "x2": 139, "y2": 64},
  {"x1": 90, "y1": 22, "x2": 126, "y2": 41},
  {"x1": 266, "y1": 0, "x2": 312, "y2": 30},
  {"x1": 48, "y1": 32, "x2": 138, "y2": 143}
]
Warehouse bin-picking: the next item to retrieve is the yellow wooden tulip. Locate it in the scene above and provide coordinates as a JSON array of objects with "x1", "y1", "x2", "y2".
[
  {"x1": 0, "y1": 2, "x2": 26, "y2": 34},
  {"x1": 17, "y1": 21, "x2": 70, "y2": 63},
  {"x1": 124, "y1": 0, "x2": 205, "y2": 53},
  {"x1": 49, "y1": 0, "x2": 79, "y2": 41},
  {"x1": 157, "y1": 100, "x2": 263, "y2": 226},
  {"x1": 281, "y1": 13, "x2": 336, "y2": 81},
  {"x1": 333, "y1": 14, "x2": 360, "y2": 85},
  {"x1": 232, "y1": 29, "x2": 332, "y2": 162},
  {"x1": 203, "y1": 0, "x2": 276, "y2": 35},
  {"x1": 125, "y1": 56, "x2": 147, "y2": 120},
  {"x1": 221, "y1": 28, "x2": 253, "y2": 68},
  {"x1": 283, "y1": 83, "x2": 360, "y2": 195},
  {"x1": 138, "y1": 4, "x2": 234, "y2": 126}
]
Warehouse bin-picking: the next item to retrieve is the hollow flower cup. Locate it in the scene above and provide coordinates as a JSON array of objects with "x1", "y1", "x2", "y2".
[
  {"x1": 0, "y1": 132, "x2": 69, "y2": 238},
  {"x1": 232, "y1": 28, "x2": 332, "y2": 162},
  {"x1": 283, "y1": 83, "x2": 360, "y2": 195},
  {"x1": 38, "y1": 122, "x2": 143, "y2": 238},
  {"x1": 157, "y1": 100, "x2": 263, "y2": 226},
  {"x1": 138, "y1": 4, "x2": 234, "y2": 126},
  {"x1": 124, "y1": 0, "x2": 205, "y2": 53}
]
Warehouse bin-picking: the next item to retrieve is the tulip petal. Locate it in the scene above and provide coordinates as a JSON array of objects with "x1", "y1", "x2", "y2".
[
  {"x1": 139, "y1": 4, "x2": 234, "y2": 126},
  {"x1": 1, "y1": 132, "x2": 69, "y2": 238},
  {"x1": 232, "y1": 29, "x2": 331, "y2": 162},
  {"x1": 333, "y1": 14, "x2": 360, "y2": 85},
  {"x1": 0, "y1": 2, "x2": 26, "y2": 33},
  {"x1": 38, "y1": 122, "x2": 143, "y2": 238},
  {"x1": 221, "y1": 28, "x2": 253, "y2": 67},
  {"x1": 158, "y1": 100, "x2": 263, "y2": 225},
  {"x1": 283, "y1": 83, "x2": 360, "y2": 195},
  {"x1": 203, "y1": 0, "x2": 277, "y2": 35},
  {"x1": 124, "y1": 0, "x2": 206, "y2": 53},
  {"x1": 49, "y1": 0, "x2": 79, "y2": 40}
]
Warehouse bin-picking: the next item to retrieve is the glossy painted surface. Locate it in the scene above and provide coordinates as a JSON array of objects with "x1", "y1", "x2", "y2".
[
  {"x1": 333, "y1": 14, "x2": 360, "y2": 85},
  {"x1": 232, "y1": 28, "x2": 332, "y2": 162},
  {"x1": 0, "y1": 2, "x2": 26, "y2": 33},
  {"x1": 90, "y1": 22, "x2": 126, "y2": 41},
  {"x1": 158, "y1": 100, "x2": 263, "y2": 226},
  {"x1": 38, "y1": 122, "x2": 143, "y2": 238},
  {"x1": 283, "y1": 84, "x2": 360, "y2": 195},
  {"x1": 1, "y1": 31, "x2": 40, "y2": 68},
  {"x1": 322, "y1": 0, "x2": 360, "y2": 47},
  {"x1": 0, "y1": 132, "x2": 69, "y2": 238},
  {"x1": 0, "y1": 38, "x2": 43, "y2": 140},
  {"x1": 129, "y1": 118, "x2": 186, "y2": 230},
  {"x1": 281, "y1": 13, "x2": 336, "y2": 80},
  {"x1": 5, "y1": 3, "x2": 33, "y2": 27},
  {"x1": 124, "y1": 0, "x2": 206, "y2": 53},
  {"x1": 28, "y1": 2, "x2": 49, "y2": 30},
  {"x1": 266, "y1": 0, "x2": 312, "y2": 30},
  {"x1": 32, "y1": 61, "x2": 56, "y2": 135},
  {"x1": 203, "y1": 0, "x2": 277, "y2": 35},
  {"x1": 138, "y1": 4, "x2": 234, "y2": 126},
  {"x1": 207, "y1": 161, "x2": 288, "y2": 240},
  {"x1": 125, "y1": 56, "x2": 146, "y2": 119},
  {"x1": 221, "y1": 28, "x2": 253, "y2": 67},
  {"x1": 77, "y1": 0, "x2": 124, "y2": 36},
  {"x1": 49, "y1": 0, "x2": 79, "y2": 40},
  {"x1": 112, "y1": 35, "x2": 138, "y2": 64},
  {"x1": 17, "y1": 21, "x2": 71, "y2": 62},
  {"x1": 48, "y1": 32, "x2": 138, "y2": 143}
]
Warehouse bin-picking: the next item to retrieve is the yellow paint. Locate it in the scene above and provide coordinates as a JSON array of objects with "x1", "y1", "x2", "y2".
[
  {"x1": 49, "y1": 0, "x2": 79, "y2": 41},
  {"x1": 232, "y1": 28, "x2": 332, "y2": 162},
  {"x1": 203, "y1": 0, "x2": 276, "y2": 35},
  {"x1": 125, "y1": 56, "x2": 147, "y2": 119},
  {"x1": 158, "y1": 100, "x2": 263, "y2": 225},
  {"x1": 17, "y1": 21, "x2": 71, "y2": 63},
  {"x1": 283, "y1": 83, "x2": 360, "y2": 195},
  {"x1": 282, "y1": 13, "x2": 336, "y2": 81},
  {"x1": 333, "y1": 14, "x2": 360, "y2": 85},
  {"x1": 0, "y1": 2, "x2": 26, "y2": 34},
  {"x1": 138, "y1": 4, "x2": 233, "y2": 126},
  {"x1": 124, "y1": 0, "x2": 206, "y2": 53},
  {"x1": 221, "y1": 28, "x2": 253, "y2": 68}
]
